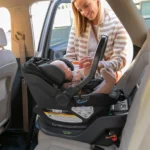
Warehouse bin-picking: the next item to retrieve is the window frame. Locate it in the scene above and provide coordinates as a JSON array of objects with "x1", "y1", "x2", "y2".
[
  {"x1": 140, "y1": 1, "x2": 150, "y2": 19},
  {"x1": 50, "y1": 3, "x2": 72, "y2": 47},
  {"x1": 36, "y1": 0, "x2": 71, "y2": 58}
]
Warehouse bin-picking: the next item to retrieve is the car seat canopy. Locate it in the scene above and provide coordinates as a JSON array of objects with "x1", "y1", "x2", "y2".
[
  {"x1": 38, "y1": 63, "x2": 66, "y2": 85},
  {"x1": 23, "y1": 57, "x2": 74, "y2": 86}
]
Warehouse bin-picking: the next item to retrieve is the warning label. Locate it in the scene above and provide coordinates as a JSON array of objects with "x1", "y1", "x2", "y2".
[
  {"x1": 44, "y1": 111, "x2": 82, "y2": 123},
  {"x1": 72, "y1": 106, "x2": 93, "y2": 119}
]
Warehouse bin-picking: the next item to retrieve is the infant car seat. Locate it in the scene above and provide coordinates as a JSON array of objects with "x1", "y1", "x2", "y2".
[{"x1": 23, "y1": 36, "x2": 128, "y2": 146}]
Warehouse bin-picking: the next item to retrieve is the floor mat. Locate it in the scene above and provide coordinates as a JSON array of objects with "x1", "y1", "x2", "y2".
[{"x1": 0, "y1": 130, "x2": 38, "y2": 150}]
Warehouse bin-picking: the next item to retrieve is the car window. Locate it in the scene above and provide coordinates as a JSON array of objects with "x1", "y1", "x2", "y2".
[
  {"x1": 30, "y1": 1, "x2": 50, "y2": 52},
  {"x1": 0, "y1": 7, "x2": 11, "y2": 50},
  {"x1": 134, "y1": 0, "x2": 150, "y2": 27},
  {"x1": 50, "y1": 3, "x2": 73, "y2": 47}
]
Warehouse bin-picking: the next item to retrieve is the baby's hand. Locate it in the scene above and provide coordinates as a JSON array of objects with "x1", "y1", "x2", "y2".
[
  {"x1": 79, "y1": 56, "x2": 93, "y2": 68},
  {"x1": 83, "y1": 67, "x2": 91, "y2": 76},
  {"x1": 73, "y1": 70, "x2": 81, "y2": 81}
]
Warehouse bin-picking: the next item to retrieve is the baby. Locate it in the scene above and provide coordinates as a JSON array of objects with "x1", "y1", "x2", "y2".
[{"x1": 50, "y1": 60, "x2": 116, "y2": 94}]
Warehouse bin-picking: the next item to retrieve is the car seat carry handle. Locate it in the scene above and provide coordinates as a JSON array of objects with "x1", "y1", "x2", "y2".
[{"x1": 67, "y1": 35, "x2": 108, "y2": 97}]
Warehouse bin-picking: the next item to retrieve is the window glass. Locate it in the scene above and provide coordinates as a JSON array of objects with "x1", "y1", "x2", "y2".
[
  {"x1": 0, "y1": 8, "x2": 11, "y2": 50},
  {"x1": 140, "y1": 1, "x2": 150, "y2": 18},
  {"x1": 134, "y1": 0, "x2": 150, "y2": 27},
  {"x1": 30, "y1": 1, "x2": 50, "y2": 52},
  {"x1": 50, "y1": 3, "x2": 73, "y2": 47}
]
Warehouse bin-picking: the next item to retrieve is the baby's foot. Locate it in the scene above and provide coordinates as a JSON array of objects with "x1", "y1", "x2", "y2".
[{"x1": 100, "y1": 68, "x2": 116, "y2": 83}]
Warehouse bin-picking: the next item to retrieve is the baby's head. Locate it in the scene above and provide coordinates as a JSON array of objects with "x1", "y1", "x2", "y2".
[{"x1": 51, "y1": 60, "x2": 73, "y2": 80}]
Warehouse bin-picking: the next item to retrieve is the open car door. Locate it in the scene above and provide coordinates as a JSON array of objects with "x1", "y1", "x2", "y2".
[{"x1": 36, "y1": 0, "x2": 72, "y2": 60}]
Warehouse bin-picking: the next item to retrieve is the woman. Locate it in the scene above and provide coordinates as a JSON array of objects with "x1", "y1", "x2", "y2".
[{"x1": 64, "y1": 0, "x2": 133, "y2": 82}]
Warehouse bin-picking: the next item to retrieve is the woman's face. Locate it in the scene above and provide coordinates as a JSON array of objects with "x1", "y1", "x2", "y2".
[{"x1": 74, "y1": 0, "x2": 99, "y2": 21}]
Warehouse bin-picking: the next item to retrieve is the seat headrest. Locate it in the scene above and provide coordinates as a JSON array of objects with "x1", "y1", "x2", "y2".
[{"x1": 0, "y1": 28, "x2": 7, "y2": 48}]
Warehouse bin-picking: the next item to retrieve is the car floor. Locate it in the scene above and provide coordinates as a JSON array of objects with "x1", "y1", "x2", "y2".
[{"x1": 0, "y1": 129, "x2": 38, "y2": 150}]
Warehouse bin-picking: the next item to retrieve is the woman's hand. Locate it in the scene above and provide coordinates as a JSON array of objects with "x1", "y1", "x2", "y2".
[
  {"x1": 79, "y1": 56, "x2": 104, "y2": 71},
  {"x1": 79, "y1": 56, "x2": 93, "y2": 68}
]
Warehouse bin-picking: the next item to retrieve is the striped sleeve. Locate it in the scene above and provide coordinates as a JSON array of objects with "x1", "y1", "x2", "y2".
[
  {"x1": 101, "y1": 22, "x2": 129, "y2": 71},
  {"x1": 64, "y1": 25, "x2": 77, "y2": 61}
]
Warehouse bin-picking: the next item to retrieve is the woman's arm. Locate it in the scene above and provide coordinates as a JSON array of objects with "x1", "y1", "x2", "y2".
[
  {"x1": 64, "y1": 25, "x2": 77, "y2": 61},
  {"x1": 100, "y1": 23, "x2": 132, "y2": 72}
]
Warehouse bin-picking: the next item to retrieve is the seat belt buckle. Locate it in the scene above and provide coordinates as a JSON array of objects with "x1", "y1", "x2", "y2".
[{"x1": 105, "y1": 131, "x2": 118, "y2": 142}]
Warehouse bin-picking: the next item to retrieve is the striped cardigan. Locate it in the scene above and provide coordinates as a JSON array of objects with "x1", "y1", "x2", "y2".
[{"x1": 64, "y1": 8, "x2": 133, "y2": 74}]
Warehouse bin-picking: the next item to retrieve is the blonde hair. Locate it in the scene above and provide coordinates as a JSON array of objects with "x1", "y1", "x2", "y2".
[
  {"x1": 72, "y1": 2, "x2": 88, "y2": 37},
  {"x1": 71, "y1": 0, "x2": 101, "y2": 37}
]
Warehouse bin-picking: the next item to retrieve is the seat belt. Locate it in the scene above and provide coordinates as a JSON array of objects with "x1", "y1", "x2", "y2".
[{"x1": 16, "y1": 32, "x2": 29, "y2": 132}]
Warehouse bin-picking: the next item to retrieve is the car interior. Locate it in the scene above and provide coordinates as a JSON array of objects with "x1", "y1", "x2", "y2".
[{"x1": 0, "y1": 0, "x2": 150, "y2": 150}]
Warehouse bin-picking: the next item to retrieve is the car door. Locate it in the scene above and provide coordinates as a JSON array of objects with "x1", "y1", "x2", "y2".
[{"x1": 37, "y1": 0, "x2": 72, "y2": 60}]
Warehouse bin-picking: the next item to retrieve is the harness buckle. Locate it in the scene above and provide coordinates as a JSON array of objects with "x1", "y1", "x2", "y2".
[{"x1": 105, "y1": 131, "x2": 118, "y2": 142}]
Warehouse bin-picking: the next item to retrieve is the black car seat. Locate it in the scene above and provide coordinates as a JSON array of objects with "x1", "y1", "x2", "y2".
[
  {"x1": 23, "y1": 35, "x2": 131, "y2": 148},
  {"x1": 34, "y1": 29, "x2": 150, "y2": 150}
]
